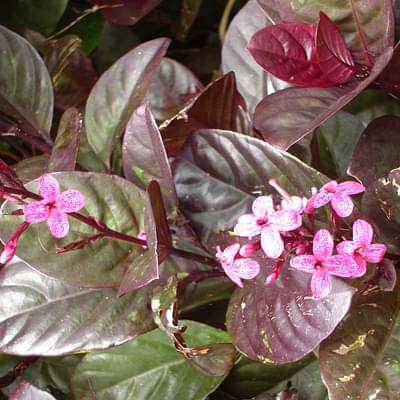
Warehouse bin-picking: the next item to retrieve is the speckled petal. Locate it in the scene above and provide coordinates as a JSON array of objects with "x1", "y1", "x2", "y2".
[
  {"x1": 313, "y1": 229, "x2": 333, "y2": 258},
  {"x1": 47, "y1": 210, "x2": 69, "y2": 238},
  {"x1": 261, "y1": 227, "x2": 284, "y2": 259},
  {"x1": 23, "y1": 201, "x2": 50, "y2": 223},
  {"x1": 39, "y1": 174, "x2": 60, "y2": 200},
  {"x1": 252, "y1": 196, "x2": 274, "y2": 220},
  {"x1": 232, "y1": 258, "x2": 260, "y2": 280},
  {"x1": 234, "y1": 214, "x2": 262, "y2": 238},
  {"x1": 290, "y1": 255, "x2": 316, "y2": 273},
  {"x1": 352, "y1": 219, "x2": 373, "y2": 246},
  {"x1": 56, "y1": 190, "x2": 85, "y2": 213},
  {"x1": 331, "y1": 194, "x2": 353, "y2": 217},
  {"x1": 338, "y1": 181, "x2": 365, "y2": 195},
  {"x1": 310, "y1": 270, "x2": 331, "y2": 298}
]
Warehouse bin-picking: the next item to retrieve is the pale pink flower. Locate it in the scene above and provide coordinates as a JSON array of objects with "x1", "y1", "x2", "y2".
[
  {"x1": 308, "y1": 180, "x2": 365, "y2": 217},
  {"x1": 337, "y1": 219, "x2": 386, "y2": 275},
  {"x1": 234, "y1": 196, "x2": 301, "y2": 259},
  {"x1": 290, "y1": 229, "x2": 359, "y2": 298},
  {"x1": 23, "y1": 174, "x2": 85, "y2": 238},
  {"x1": 280, "y1": 196, "x2": 307, "y2": 214},
  {"x1": 216, "y1": 244, "x2": 260, "y2": 287}
]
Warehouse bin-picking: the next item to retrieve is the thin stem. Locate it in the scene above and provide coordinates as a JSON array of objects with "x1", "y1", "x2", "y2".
[
  {"x1": 170, "y1": 247, "x2": 219, "y2": 267},
  {"x1": 219, "y1": 0, "x2": 236, "y2": 43},
  {"x1": 0, "y1": 356, "x2": 39, "y2": 388}
]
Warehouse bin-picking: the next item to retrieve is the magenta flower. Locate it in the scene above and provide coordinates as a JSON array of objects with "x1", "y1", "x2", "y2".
[
  {"x1": 290, "y1": 229, "x2": 359, "y2": 298},
  {"x1": 23, "y1": 174, "x2": 85, "y2": 238},
  {"x1": 216, "y1": 244, "x2": 260, "y2": 287},
  {"x1": 337, "y1": 219, "x2": 387, "y2": 275},
  {"x1": 309, "y1": 180, "x2": 365, "y2": 217},
  {"x1": 234, "y1": 196, "x2": 302, "y2": 259}
]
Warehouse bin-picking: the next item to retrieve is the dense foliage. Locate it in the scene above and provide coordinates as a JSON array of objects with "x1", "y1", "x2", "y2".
[{"x1": 0, "y1": 0, "x2": 400, "y2": 399}]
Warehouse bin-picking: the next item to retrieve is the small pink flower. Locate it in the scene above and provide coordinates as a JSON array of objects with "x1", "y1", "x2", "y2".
[
  {"x1": 23, "y1": 174, "x2": 85, "y2": 238},
  {"x1": 234, "y1": 196, "x2": 302, "y2": 259},
  {"x1": 290, "y1": 229, "x2": 359, "y2": 298},
  {"x1": 216, "y1": 244, "x2": 260, "y2": 288},
  {"x1": 337, "y1": 219, "x2": 386, "y2": 275},
  {"x1": 280, "y1": 196, "x2": 307, "y2": 214},
  {"x1": 309, "y1": 180, "x2": 365, "y2": 217}
]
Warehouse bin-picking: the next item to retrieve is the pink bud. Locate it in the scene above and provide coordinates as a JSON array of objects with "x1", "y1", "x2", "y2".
[
  {"x1": 138, "y1": 230, "x2": 147, "y2": 249},
  {"x1": 239, "y1": 242, "x2": 260, "y2": 257},
  {"x1": 266, "y1": 271, "x2": 278, "y2": 285},
  {"x1": 295, "y1": 244, "x2": 306, "y2": 255},
  {"x1": 0, "y1": 239, "x2": 16, "y2": 265}
]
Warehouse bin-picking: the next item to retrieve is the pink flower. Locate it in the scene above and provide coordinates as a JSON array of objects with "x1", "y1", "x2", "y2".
[
  {"x1": 234, "y1": 196, "x2": 302, "y2": 259},
  {"x1": 23, "y1": 174, "x2": 85, "y2": 238},
  {"x1": 280, "y1": 196, "x2": 307, "y2": 214},
  {"x1": 337, "y1": 219, "x2": 386, "y2": 275},
  {"x1": 216, "y1": 244, "x2": 260, "y2": 287},
  {"x1": 309, "y1": 180, "x2": 365, "y2": 217},
  {"x1": 290, "y1": 229, "x2": 359, "y2": 298}
]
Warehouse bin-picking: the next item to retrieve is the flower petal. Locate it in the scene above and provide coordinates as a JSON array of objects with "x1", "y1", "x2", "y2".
[
  {"x1": 311, "y1": 270, "x2": 331, "y2": 298},
  {"x1": 290, "y1": 255, "x2": 316, "y2": 273},
  {"x1": 311, "y1": 191, "x2": 331, "y2": 209},
  {"x1": 252, "y1": 196, "x2": 274, "y2": 220},
  {"x1": 338, "y1": 181, "x2": 365, "y2": 195},
  {"x1": 217, "y1": 243, "x2": 240, "y2": 268},
  {"x1": 331, "y1": 194, "x2": 354, "y2": 217},
  {"x1": 353, "y1": 219, "x2": 373, "y2": 246},
  {"x1": 232, "y1": 258, "x2": 260, "y2": 279},
  {"x1": 23, "y1": 201, "x2": 50, "y2": 223},
  {"x1": 364, "y1": 243, "x2": 387, "y2": 264},
  {"x1": 336, "y1": 240, "x2": 357, "y2": 255},
  {"x1": 225, "y1": 269, "x2": 244, "y2": 288},
  {"x1": 39, "y1": 174, "x2": 60, "y2": 200},
  {"x1": 324, "y1": 254, "x2": 362, "y2": 277},
  {"x1": 281, "y1": 196, "x2": 306, "y2": 212},
  {"x1": 269, "y1": 210, "x2": 302, "y2": 232},
  {"x1": 313, "y1": 229, "x2": 333, "y2": 258},
  {"x1": 56, "y1": 190, "x2": 85, "y2": 213},
  {"x1": 234, "y1": 214, "x2": 262, "y2": 238},
  {"x1": 47, "y1": 210, "x2": 69, "y2": 238},
  {"x1": 260, "y1": 227, "x2": 284, "y2": 259}
]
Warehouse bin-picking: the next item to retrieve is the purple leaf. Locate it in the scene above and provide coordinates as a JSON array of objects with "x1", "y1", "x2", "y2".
[
  {"x1": 226, "y1": 265, "x2": 355, "y2": 364},
  {"x1": 375, "y1": 41, "x2": 400, "y2": 97},
  {"x1": 85, "y1": 38, "x2": 170, "y2": 167},
  {"x1": 173, "y1": 129, "x2": 328, "y2": 241},
  {"x1": 222, "y1": 0, "x2": 284, "y2": 113},
  {"x1": 48, "y1": 108, "x2": 82, "y2": 173},
  {"x1": 362, "y1": 168, "x2": 400, "y2": 252},
  {"x1": 0, "y1": 173, "x2": 147, "y2": 288},
  {"x1": 118, "y1": 181, "x2": 172, "y2": 296},
  {"x1": 319, "y1": 279, "x2": 400, "y2": 399},
  {"x1": 145, "y1": 57, "x2": 203, "y2": 122},
  {"x1": 87, "y1": 0, "x2": 161, "y2": 26},
  {"x1": 10, "y1": 381, "x2": 56, "y2": 400},
  {"x1": 160, "y1": 73, "x2": 247, "y2": 156},
  {"x1": 0, "y1": 26, "x2": 53, "y2": 144},
  {"x1": 349, "y1": 116, "x2": 400, "y2": 186},
  {"x1": 122, "y1": 103, "x2": 177, "y2": 206},
  {"x1": 253, "y1": 48, "x2": 393, "y2": 150},
  {"x1": 316, "y1": 12, "x2": 355, "y2": 84},
  {"x1": 247, "y1": 23, "x2": 333, "y2": 88},
  {"x1": 0, "y1": 261, "x2": 154, "y2": 355},
  {"x1": 14, "y1": 155, "x2": 50, "y2": 183},
  {"x1": 274, "y1": 0, "x2": 394, "y2": 65}
]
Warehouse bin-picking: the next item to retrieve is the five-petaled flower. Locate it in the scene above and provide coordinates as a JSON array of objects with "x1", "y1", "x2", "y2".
[
  {"x1": 234, "y1": 196, "x2": 302, "y2": 259},
  {"x1": 290, "y1": 229, "x2": 361, "y2": 298},
  {"x1": 308, "y1": 180, "x2": 365, "y2": 217},
  {"x1": 337, "y1": 219, "x2": 386, "y2": 275},
  {"x1": 216, "y1": 244, "x2": 260, "y2": 287},
  {"x1": 23, "y1": 174, "x2": 85, "y2": 238}
]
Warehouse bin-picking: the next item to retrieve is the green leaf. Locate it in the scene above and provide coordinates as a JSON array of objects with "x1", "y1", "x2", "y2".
[
  {"x1": 48, "y1": 108, "x2": 82, "y2": 172},
  {"x1": 71, "y1": 321, "x2": 233, "y2": 399},
  {"x1": 319, "y1": 278, "x2": 400, "y2": 399},
  {"x1": 316, "y1": 111, "x2": 364, "y2": 178},
  {"x1": 362, "y1": 168, "x2": 400, "y2": 252},
  {"x1": 0, "y1": 25, "x2": 53, "y2": 143},
  {"x1": 0, "y1": 261, "x2": 154, "y2": 356},
  {"x1": 349, "y1": 116, "x2": 400, "y2": 186},
  {"x1": 85, "y1": 38, "x2": 170, "y2": 167},
  {"x1": 221, "y1": 355, "x2": 314, "y2": 398},
  {"x1": 0, "y1": 172, "x2": 146, "y2": 288},
  {"x1": 173, "y1": 129, "x2": 328, "y2": 241},
  {"x1": 0, "y1": 0, "x2": 68, "y2": 36}
]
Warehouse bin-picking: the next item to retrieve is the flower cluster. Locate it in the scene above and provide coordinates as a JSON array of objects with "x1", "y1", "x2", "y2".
[{"x1": 216, "y1": 179, "x2": 387, "y2": 298}]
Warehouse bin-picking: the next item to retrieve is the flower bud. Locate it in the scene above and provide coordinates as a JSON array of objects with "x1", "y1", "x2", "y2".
[
  {"x1": 0, "y1": 239, "x2": 16, "y2": 265},
  {"x1": 239, "y1": 242, "x2": 260, "y2": 257}
]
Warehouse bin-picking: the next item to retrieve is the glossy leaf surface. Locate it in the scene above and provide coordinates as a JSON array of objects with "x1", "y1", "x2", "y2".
[
  {"x1": 85, "y1": 38, "x2": 169, "y2": 166},
  {"x1": 0, "y1": 25, "x2": 53, "y2": 143},
  {"x1": 0, "y1": 261, "x2": 154, "y2": 356},
  {"x1": 0, "y1": 172, "x2": 146, "y2": 288}
]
